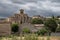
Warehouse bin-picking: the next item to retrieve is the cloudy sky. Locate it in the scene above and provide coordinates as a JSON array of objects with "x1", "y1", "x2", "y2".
[{"x1": 0, "y1": 0, "x2": 60, "y2": 18}]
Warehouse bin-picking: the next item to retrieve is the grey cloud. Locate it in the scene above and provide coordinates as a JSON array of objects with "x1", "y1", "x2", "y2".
[
  {"x1": 0, "y1": 0, "x2": 60, "y2": 18},
  {"x1": 50, "y1": 0, "x2": 60, "y2": 3},
  {"x1": 0, "y1": 3, "x2": 20, "y2": 17},
  {"x1": 11, "y1": 0, "x2": 46, "y2": 4}
]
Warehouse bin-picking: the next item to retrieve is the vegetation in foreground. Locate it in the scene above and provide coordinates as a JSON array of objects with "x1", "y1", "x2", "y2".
[{"x1": 0, "y1": 34, "x2": 60, "y2": 40}]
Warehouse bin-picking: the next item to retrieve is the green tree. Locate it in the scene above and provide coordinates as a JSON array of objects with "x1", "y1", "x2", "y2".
[
  {"x1": 44, "y1": 19, "x2": 58, "y2": 32},
  {"x1": 57, "y1": 20, "x2": 60, "y2": 24},
  {"x1": 31, "y1": 18, "x2": 43, "y2": 24},
  {"x1": 22, "y1": 28, "x2": 30, "y2": 34},
  {"x1": 11, "y1": 23, "x2": 19, "y2": 33},
  {"x1": 56, "y1": 25, "x2": 60, "y2": 32}
]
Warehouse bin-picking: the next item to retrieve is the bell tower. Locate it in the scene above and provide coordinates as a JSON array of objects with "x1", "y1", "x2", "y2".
[{"x1": 20, "y1": 9, "x2": 24, "y2": 14}]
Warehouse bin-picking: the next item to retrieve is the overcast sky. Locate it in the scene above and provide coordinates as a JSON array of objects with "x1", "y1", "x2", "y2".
[{"x1": 0, "y1": 0, "x2": 60, "y2": 18}]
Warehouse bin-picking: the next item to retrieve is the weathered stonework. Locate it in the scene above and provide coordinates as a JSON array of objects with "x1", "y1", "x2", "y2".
[
  {"x1": 8, "y1": 9, "x2": 31, "y2": 24},
  {"x1": 0, "y1": 21, "x2": 11, "y2": 36}
]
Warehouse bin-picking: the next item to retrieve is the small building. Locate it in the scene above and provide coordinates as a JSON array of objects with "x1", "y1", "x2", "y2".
[
  {"x1": 34, "y1": 24, "x2": 44, "y2": 30},
  {"x1": 32, "y1": 15, "x2": 43, "y2": 19}
]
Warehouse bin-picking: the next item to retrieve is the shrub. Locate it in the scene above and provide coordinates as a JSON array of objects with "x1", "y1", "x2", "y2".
[
  {"x1": 11, "y1": 23, "x2": 19, "y2": 33},
  {"x1": 36, "y1": 28, "x2": 48, "y2": 36},
  {"x1": 31, "y1": 18, "x2": 43, "y2": 24},
  {"x1": 47, "y1": 36, "x2": 50, "y2": 40},
  {"x1": 24, "y1": 34, "x2": 38, "y2": 40},
  {"x1": 22, "y1": 27, "x2": 30, "y2": 34}
]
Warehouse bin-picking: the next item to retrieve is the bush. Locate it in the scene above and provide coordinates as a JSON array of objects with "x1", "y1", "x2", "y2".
[
  {"x1": 22, "y1": 27, "x2": 30, "y2": 34},
  {"x1": 24, "y1": 34, "x2": 38, "y2": 40},
  {"x1": 36, "y1": 28, "x2": 48, "y2": 36},
  {"x1": 31, "y1": 18, "x2": 43, "y2": 24},
  {"x1": 11, "y1": 23, "x2": 19, "y2": 33}
]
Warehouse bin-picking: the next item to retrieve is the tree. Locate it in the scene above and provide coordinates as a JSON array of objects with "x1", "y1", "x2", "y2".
[
  {"x1": 57, "y1": 16, "x2": 60, "y2": 18},
  {"x1": 11, "y1": 23, "x2": 19, "y2": 33},
  {"x1": 57, "y1": 20, "x2": 60, "y2": 24},
  {"x1": 56, "y1": 25, "x2": 60, "y2": 32},
  {"x1": 22, "y1": 27, "x2": 30, "y2": 34},
  {"x1": 31, "y1": 18, "x2": 43, "y2": 24},
  {"x1": 44, "y1": 19, "x2": 58, "y2": 32}
]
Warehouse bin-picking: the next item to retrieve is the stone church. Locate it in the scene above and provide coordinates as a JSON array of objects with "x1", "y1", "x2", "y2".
[{"x1": 8, "y1": 9, "x2": 31, "y2": 24}]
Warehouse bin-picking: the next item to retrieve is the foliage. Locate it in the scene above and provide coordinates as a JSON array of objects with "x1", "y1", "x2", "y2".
[
  {"x1": 11, "y1": 23, "x2": 19, "y2": 33},
  {"x1": 31, "y1": 18, "x2": 43, "y2": 24},
  {"x1": 58, "y1": 20, "x2": 60, "y2": 24},
  {"x1": 36, "y1": 28, "x2": 48, "y2": 36},
  {"x1": 0, "y1": 34, "x2": 59, "y2": 40},
  {"x1": 22, "y1": 28, "x2": 30, "y2": 34},
  {"x1": 56, "y1": 26, "x2": 60, "y2": 32},
  {"x1": 47, "y1": 36, "x2": 50, "y2": 40},
  {"x1": 44, "y1": 19, "x2": 58, "y2": 32},
  {"x1": 57, "y1": 16, "x2": 60, "y2": 18},
  {"x1": 24, "y1": 34, "x2": 38, "y2": 40}
]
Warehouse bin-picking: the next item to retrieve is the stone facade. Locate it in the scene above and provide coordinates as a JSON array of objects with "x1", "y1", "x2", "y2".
[
  {"x1": 0, "y1": 21, "x2": 11, "y2": 36},
  {"x1": 8, "y1": 9, "x2": 31, "y2": 24}
]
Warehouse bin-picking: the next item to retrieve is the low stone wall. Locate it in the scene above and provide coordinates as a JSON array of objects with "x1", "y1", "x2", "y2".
[
  {"x1": 51, "y1": 33, "x2": 60, "y2": 36},
  {"x1": 0, "y1": 22, "x2": 11, "y2": 36},
  {"x1": 19, "y1": 23, "x2": 44, "y2": 33}
]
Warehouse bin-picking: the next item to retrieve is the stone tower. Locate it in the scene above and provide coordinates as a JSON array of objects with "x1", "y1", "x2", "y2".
[{"x1": 20, "y1": 9, "x2": 24, "y2": 14}]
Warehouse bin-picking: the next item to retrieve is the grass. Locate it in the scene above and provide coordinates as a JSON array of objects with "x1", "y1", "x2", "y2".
[{"x1": 0, "y1": 34, "x2": 60, "y2": 40}]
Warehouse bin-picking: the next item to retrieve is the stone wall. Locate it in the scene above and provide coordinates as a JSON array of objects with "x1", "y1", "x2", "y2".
[
  {"x1": 0, "y1": 22, "x2": 11, "y2": 36},
  {"x1": 19, "y1": 23, "x2": 44, "y2": 33}
]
